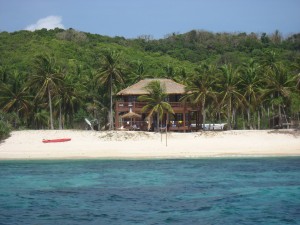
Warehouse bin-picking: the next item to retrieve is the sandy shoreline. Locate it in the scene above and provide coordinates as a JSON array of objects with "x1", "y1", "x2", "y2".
[{"x1": 0, "y1": 129, "x2": 300, "y2": 160}]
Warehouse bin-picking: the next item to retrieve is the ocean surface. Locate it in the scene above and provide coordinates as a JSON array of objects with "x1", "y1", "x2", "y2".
[{"x1": 0, "y1": 158, "x2": 299, "y2": 225}]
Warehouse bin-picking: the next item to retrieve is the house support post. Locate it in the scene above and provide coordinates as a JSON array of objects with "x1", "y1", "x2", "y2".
[
  {"x1": 115, "y1": 104, "x2": 119, "y2": 129},
  {"x1": 183, "y1": 105, "x2": 186, "y2": 133}
]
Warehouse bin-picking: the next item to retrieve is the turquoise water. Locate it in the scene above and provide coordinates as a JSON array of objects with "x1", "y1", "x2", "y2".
[{"x1": 0, "y1": 158, "x2": 299, "y2": 225}]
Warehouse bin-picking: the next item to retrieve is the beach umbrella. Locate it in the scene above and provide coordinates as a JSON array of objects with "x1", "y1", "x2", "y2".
[
  {"x1": 121, "y1": 110, "x2": 142, "y2": 119},
  {"x1": 121, "y1": 108, "x2": 142, "y2": 127}
]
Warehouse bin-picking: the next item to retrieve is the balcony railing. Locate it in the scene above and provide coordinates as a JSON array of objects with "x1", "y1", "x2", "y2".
[
  {"x1": 116, "y1": 101, "x2": 192, "y2": 112},
  {"x1": 118, "y1": 120, "x2": 191, "y2": 132}
]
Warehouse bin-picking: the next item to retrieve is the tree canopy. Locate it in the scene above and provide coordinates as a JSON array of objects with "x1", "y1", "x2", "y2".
[{"x1": 0, "y1": 28, "x2": 299, "y2": 132}]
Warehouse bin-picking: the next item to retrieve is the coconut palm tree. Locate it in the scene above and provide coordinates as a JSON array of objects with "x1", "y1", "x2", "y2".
[
  {"x1": 290, "y1": 56, "x2": 300, "y2": 91},
  {"x1": 0, "y1": 71, "x2": 32, "y2": 125},
  {"x1": 174, "y1": 67, "x2": 190, "y2": 85},
  {"x1": 33, "y1": 109, "x2": 49, "y2": 129},
  {"x1": 240, "y1": 59, "x2": 262, "y2": 129},
  {"x1": 83, "y1": 69, "x2": 110, "y2": 130},
  {"x1": 127, "y1": 60, "x2": 147, "y2": 85},
  {"x1": 54, "y1": 72, "x2": 83, "y2": 129},
  {"x1": 295, "y1": 73, "x2": 300, "y2": 91},
  {"x1": 28, "y1": 54, "x2": 63, "y2": 129},
  {"x1": 181, "y1": 64, "x2": 217, "y2": 129},
  {"x1": 218, "y1": 64, "x2": 244, "y2": 130},
  {"x1": 163, "y1": 64, "x2": 176, "y2": 79},
  {"x1": 260, "y1": 50, "x2": 279, "y2": 72},
  {"x1": 138, "y1": 80, "x2": 174, "y2": 131},
  {"x1": 95, "y1": 50, "x2": 124, "y2": 130},
  {"x1": 0, "y1": 65, "x2": 10, "y2": 84},
  {"x1": 263, "y1": 63, "x2": 295, "y2": 128}
]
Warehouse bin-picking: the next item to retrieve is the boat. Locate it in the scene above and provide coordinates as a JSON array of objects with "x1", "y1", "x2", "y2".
[{"x1": 42, "y1": 138, "x2": 71, "y2": 143}]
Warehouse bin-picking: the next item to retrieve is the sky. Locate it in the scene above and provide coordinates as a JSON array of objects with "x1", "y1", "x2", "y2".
[{"x1": 0, "y1": 0, "x2": 299, "y2": 39}]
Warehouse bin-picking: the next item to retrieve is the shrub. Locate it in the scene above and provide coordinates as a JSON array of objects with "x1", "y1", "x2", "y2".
[
  {"x1": 0, "y1": 111, "x2": 12, "y2": 141},
  {"x1": 0, "y1": 120, "x2": 11, "y2": 141}
]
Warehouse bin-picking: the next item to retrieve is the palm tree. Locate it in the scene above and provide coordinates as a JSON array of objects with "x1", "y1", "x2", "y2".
[
  {"x1": 128, "y1": 60, "x2": 147, "y2": 85},
  {"x1": 54, "y1": 72, "x2": 83, "y2": 129},
  {"x1": 263, "y1": 63, "x2": 295, "y2": 128},
  {"x1": 95, "y1": 50, "x2": 124, "y2": 130},
  {"x1": 0, "y1": 71, "x2": 32, "y2": 126},
  {"x1": 163, "y1": 64, "x2": 176, "y2": 78},
  {"x1": 290, "y1": 56, "x2": 300, "y2": 91},
  {"x1": 260, "y1": 50, "x2": 279, "y2": 72},
  {"x1": 218, "y1": 64, "x2": 244, "y2": 130},
  {"x1": 138, "y1": 80, "x2": 174, "y2": 131},
  {"x1": 33, "y1": 109, "x2": 49, "y2": 129},
  {"x1": 84, "y1": 69, "x2": 110, "y2": 130},
  {"x1": 240, "y1": 59, "x2": 262, "y2": 129},
  {"x1": 295, "y1": 73, "x2": 300, "y2": 91},
  {"x1": 174, "y1": 67, "x2": 190, "y2": 85},
  {"x1": 181, "y1": 64, "x2": 217, "y2": 129},
  {"x1": 28, "y1": 54, "x2": 63, "y2": 129},
  {"x1": 0, "y1": 65, "x2": 10, "y2": 84}
]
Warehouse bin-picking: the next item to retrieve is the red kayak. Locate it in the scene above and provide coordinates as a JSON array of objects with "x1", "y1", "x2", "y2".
[{"x1": 42, "y1": 138, "x2": 71, "y2": 143}]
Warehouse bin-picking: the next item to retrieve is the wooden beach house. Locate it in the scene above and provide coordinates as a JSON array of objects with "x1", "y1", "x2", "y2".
[{"x1": 115, "y1": 79, "x2": 203, "y2": 132}]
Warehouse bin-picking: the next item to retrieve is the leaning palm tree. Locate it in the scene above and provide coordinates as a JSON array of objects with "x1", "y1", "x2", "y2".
[
  {"x1": 138, "y1": 80, "x2": 174, "y2": 131},
  {"x1": 95, "y1": 50, "x2": 124, "y2": 130},
  {"x1": 28, "y1": 54, "x2": 63, "y2": 130}
]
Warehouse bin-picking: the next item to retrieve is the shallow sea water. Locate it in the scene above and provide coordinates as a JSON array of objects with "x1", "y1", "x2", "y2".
[{"x1": 0, "y1": 158, "x2": 299, "y2": 225}]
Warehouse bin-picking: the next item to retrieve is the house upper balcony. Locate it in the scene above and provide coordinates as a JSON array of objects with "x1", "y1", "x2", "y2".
[{"x1": 115, "y1": 101, "x2": 193, "y2": 113}]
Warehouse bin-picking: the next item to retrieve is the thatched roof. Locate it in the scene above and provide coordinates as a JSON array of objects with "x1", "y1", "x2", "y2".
[
  {"x1": 121, "y1": 108, "x2": 142, "y2": 119},
  {"x1": 117, "y1": 79, "x2": 186, "y2": 96}
]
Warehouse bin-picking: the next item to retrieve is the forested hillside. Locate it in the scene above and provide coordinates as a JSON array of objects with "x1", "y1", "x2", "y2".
[{"x1": 0, "y1": 28, "x2": 299, "y2": 133}]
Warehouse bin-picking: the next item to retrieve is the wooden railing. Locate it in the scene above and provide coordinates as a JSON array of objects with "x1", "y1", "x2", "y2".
[{"x1": 116, "y1": 101, "x2": 191, "y2": 112}]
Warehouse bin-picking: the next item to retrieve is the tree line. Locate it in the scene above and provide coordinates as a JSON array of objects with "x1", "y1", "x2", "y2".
[
  {"x1": 0, "y1": 29, "x2": 299, "y2": 138},
  {"x1": 182, "y1": 55, "x2": 299, "y2": 130}
]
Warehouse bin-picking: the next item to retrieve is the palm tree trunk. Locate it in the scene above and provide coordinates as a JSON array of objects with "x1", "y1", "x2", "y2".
[
  {"x1": 59, "y1": 102, "x2": 62, "y2": 130},
  {"x1": 227, "y1": 98, "x2": 231, "y2": 130},
  {"x1": 247, "y1": 96, "x2": 251, "y2": 129},
  {"x1": 297, "y1": 110, "x2": 300, "y2": 126},
  {"x1": 202, "y1": 98, "x2": 206, "y2": 131},
  {"x1": 267, "y1": 107, "x2": 270, "y2": 129},
  {"x1": 157, "y1": 112, "x2": 160, "y2": 132},
  {"x1": 110, "y1": 75, "x2": 113, "y2": 130},
  {"x1": 247, "y1": 106, "x2": 253, "y2": 130},
  {"x1": 282, "y1": 106, "x2": 289, "y2": 128},
  {"x1": 247, "y1": 107, "x2": 252, "y2": 129},
  {"x1": 257, "y1": 110, "x2": 261, "y2": 130},
  {"x1": 166, "y1": 113, "x2": 168, "y2": 147},
  {"x1": 278, "y1": 104, "x2": 282, "y2": 128},
  {"x1": 232, "y1": 108, "x2": 236, "y2": 129},
  {"x1": 47, "y1": 86, "x2": 54, "y2": 130},
  {"x1": 242, "y1": 111, "x2": 246, "y2": 130}
]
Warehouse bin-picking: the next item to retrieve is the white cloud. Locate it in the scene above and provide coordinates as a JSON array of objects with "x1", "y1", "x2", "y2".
[{"x1": 25, "y1": 16, "x2": 65, "y2": 31}]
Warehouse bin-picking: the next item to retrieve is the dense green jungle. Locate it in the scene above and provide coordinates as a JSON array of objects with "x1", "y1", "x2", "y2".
[{"x1": 0, "y1": 28, "x2": 300, "y2": 139}]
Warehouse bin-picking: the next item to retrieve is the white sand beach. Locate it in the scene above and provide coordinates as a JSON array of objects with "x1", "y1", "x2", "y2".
[{"x1": 0, "y1": 129, "x2": 299, "y2": 160}]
